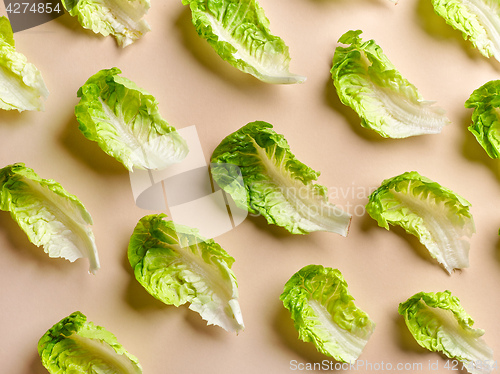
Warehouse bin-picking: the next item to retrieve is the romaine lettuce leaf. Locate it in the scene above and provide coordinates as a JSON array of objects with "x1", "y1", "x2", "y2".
[
  {"x1": 75, "y1": 68, "x2": 188, "y2": 171},
  {"x1": 431, "y1": 0, "x2": 500, "y2": 62},
  {"x1": 0, "y1": 163, "x2": 100, "y2": 274},
  {"x1": 38, "y1": 311, "x2": 142, "y2": 373},
  {"x1": 61, "y1": 0, "x2": 151, "y2": 47},
  {"x1": 399, "y1": 291, "x2": 493, "y2": 374},
  {"x1": 0, "y1": 16, "x2": 48, "y2": 111},
  {"x1": 366, "y1": 171, "x2": 475, "y2": 274},
  {"x1": 210, "y1": 121, "x2": 351, "y2": 236},
  {"x1": 465, "y1": 79, "x2": 500, "y2": 159},
  {"x1": 331, "y1": 30, "x2": 449, "y2": 138},
  {"x1": 182, "y1": 0, "x2": 305, "y2": 84},
  {"x1": 128, "y1": 214, "x2": 244, "y2": 333},
  {"x1": 280, "y1": 265, "x2": 375, "y2": 362}
]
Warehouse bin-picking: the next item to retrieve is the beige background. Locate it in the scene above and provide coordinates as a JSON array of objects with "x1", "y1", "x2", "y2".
[{"x1": 0, "y1": 0, "x2": 499, "y2": 373}]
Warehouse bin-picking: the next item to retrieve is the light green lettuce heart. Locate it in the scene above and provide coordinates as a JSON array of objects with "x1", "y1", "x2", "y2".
[
  {"x1": 38, "y1": 311, "x2": 142, "y2": 373},
  {"x1": 366, "y1": 171, "x2": 475, "y2": 274},
  {"x1": 0, "y1": 163, "x2": 100, "y2": 274},
  {"x1": 399, "y1": 291, "x2": 493, "y2": 374},
  {"x1": 331, "y1": 30, "x2": 449, "y2": 138},
  {"x1": 61, "y1": 0, "x2": 150, "y2": 47},
  {"x1": 280, "y1": 265, "x2": 375, "y2": 362},
  {"x1": 75, "y1": 67, "x2": 188, "y2": 171},
  {"x1": 128, "y1": 214, "x2": 244, "y2": 333},
  {"x1": 182, "y1": 0, "x2": 305, "y2": 83},
  {"x1": 210, "y1": 121, "x2": 351, "y2": 236}
]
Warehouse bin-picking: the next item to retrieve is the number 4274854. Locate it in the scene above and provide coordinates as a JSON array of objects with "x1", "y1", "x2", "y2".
[
  {"x1": 445, "y1": 360, "x2": 498, "y2": 371},
  {"x1": 6, "y1": 2, "x2": 62, "y2": 14}
]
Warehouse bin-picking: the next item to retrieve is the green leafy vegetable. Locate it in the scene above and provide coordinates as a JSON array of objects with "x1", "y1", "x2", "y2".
[
  {"x1": 0, "y1": 163, "x2": 99, "y2": 274},
  {"x1": 331, "y1": 30, "x2": 449, "y2": 138},
  {"x1": 366, "y1": 171, "x2": 475, "y2": 274},
  {"x1": 128, "y1": 214, "x2": 244, "y2": 333},
  {"x1": 182, "y1": 0, "x2": 305, "y2": 84},
  {"x1": 61, "y1": 0, "x2": 151, "y2": 47},
  {"x1": 431, "y1": 0, "x2": 500, "y2": 62},
  {"x1": 38, "y1": 311, "x2": 142, "y2": 373},
  {"x1": 465, "y1": 79, "x2": 500, "y2": 159},
  {"x1": 210, "y1": 121, "x2": 351, "y2": 236},
  {"x1": 75, "y1": 68, "x2": 188, "y2": 171},
  {"x1": 399, "y1": 291, "x2": 493, "y2": 374},
  {"x1": 0, "y1": 16, "x2": 48, "y2": 111},
  {"x1": 280, "y1": 265, "x2": 375, "y2": 362}
]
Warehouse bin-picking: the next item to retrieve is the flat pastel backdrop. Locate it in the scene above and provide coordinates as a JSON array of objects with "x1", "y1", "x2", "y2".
[{"x1": 0, "y1": 1, "x2": 499, "y2": 373}]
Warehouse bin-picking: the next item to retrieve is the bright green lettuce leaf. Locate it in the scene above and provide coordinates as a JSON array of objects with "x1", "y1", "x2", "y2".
[
  {"x1": 465, "y1": 79, "x2": 500, "y2": 159},
  {"x1": 61, "y1": 0, "x2": 150, "y2": 47},
  {"x1": 366, "y1": 171, "x2": 475, "y2": 274},
  {"x1": 431, "y1": 0, "x2": 500, "y2": 62},
  {"x1": 280, "y1": 265, "x2": 375, "y2": 362},
  {"x1": 0, "y1": 16, "x2": 48, "y2": 111},
  {"x1": 128, "y1": 214, "x2": 244, "y2": 333},
  {"x1": 0, "y1": 163, "x2": 100, "y2": 274},
  {"x1": 210, "y1": 121, "x2": 351, "y2": 236},
  {"x1": 182, "y1": 0, "x2": 305, "y2": 84},
  {"x1": 399, "y1": 291, "x2": 493, "y2": 374},
  {"x1": 331, "y1": 30, "x2": 449, "y2": 138},
  {"x1": 75, "y1": 68, "x2": 188, "y2": 171},
  {"x1": 38, "y1": 311, "x2": 142, "y2": 373}
]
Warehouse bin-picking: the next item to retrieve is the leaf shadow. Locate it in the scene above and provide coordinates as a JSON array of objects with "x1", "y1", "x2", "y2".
[
  {"x1": 184, "y1": 306, "x2": 228, "y2": 339},
  {"x1": 393, "y1": 312, "x2": 428, "y2": 353},
  {"x1": 59, "y1": 114, "x2": 129, "y2": 175},
  {"x1": 415, "y1": 0, "x2": 500, "y2": 71},
  {"x1": 460, "y1": 111, "x2": 500, "y2": 182},
  {"x1": 308, "y1": 0, "x2": 387, "y2": 5},
  {"x1": 174, "y1": 6, "x2": 269, "y2": 89},
  {"x1": 245, "y1": 214, "x2": 297, "y2": 240},
  {"x1": 245, "y1": 213, "x2": 332, "y2": 251},
  {"x1": 121, "y1": 249, "x2": 170, "y2": 312},
  {"x1": 0, "y1": 109, "x2": 37, "y2": 126},
  {"x1": 274, "y1": 305, "x2": 330, "y2": 364},
  {"x1": 0, "y1": 211, "x2": 72, "y2": 272},
  {"x1": 395, "y1": 312, "x2": 467, "y2": 374},
  {"x1": 360, "y1": 212, "x2": 449, "y2": 274},
  {"x1": 29, "y1": 353, "x2": 47, "y2": 374},
  {"x1": 391, "y1": 225, "x2": 441, "y2": 267},
  {"x1": 494, "y1": 232, "x2": 500, "y2": 265},
  {"x1": 324, "y1": 76, "x2": 389, "y2": 143},
  {"x1": 53, "y1": 11, "x2": 101, "y2": 40},
  {"x1": 122, "y1": 245, "x2": 230, "y2": 339}
]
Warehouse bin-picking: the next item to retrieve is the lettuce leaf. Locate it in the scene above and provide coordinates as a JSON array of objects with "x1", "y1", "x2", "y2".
[
  {"x1": 61, "y1": 0, "x2": 151, "y2": 47},
  {"x1": 431, "y1": 0, "x2": 500, "y2": 61},
  {"x1": 182, "y1": 0, "x2": 305, "y2": 84},
  {"x1": 38, "y1": 311, "x2": 142, "y2": 373},
  {"x1": 0, "y1": 163, "x2": 99, "y2": 274},
  {"x1": 0, "y1": 16, "x2": 48, "y2": 111},
  {"x1": 399, "y1": 291, "x2": 494, "y2": 374},
  {"x1": 210, "y1": 121, "x2": 351, "y2": 236},
  {"x1": 331, "y1": 30, "x2": 449, "y2": 138},
  {"x1": 128, "y1": 214, "x2": 244, "y2": 333},
  {"x1": 280, "y1": 265, "x2": 375, "y2": 362},
  {"x1": 465, "y1": 79, "x2": 500, "y2": 159},
  {"x1": 75, "y1": 68, "x2": 188, "y2": 171},
  {"x1": 366, "y1": 171, "x2": 475, "y2": 274}
]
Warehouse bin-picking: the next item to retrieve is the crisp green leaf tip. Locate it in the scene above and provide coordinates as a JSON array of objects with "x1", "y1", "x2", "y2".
[{"x1": 280, "y1": 265, "x2": 375, "y2": 362}]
